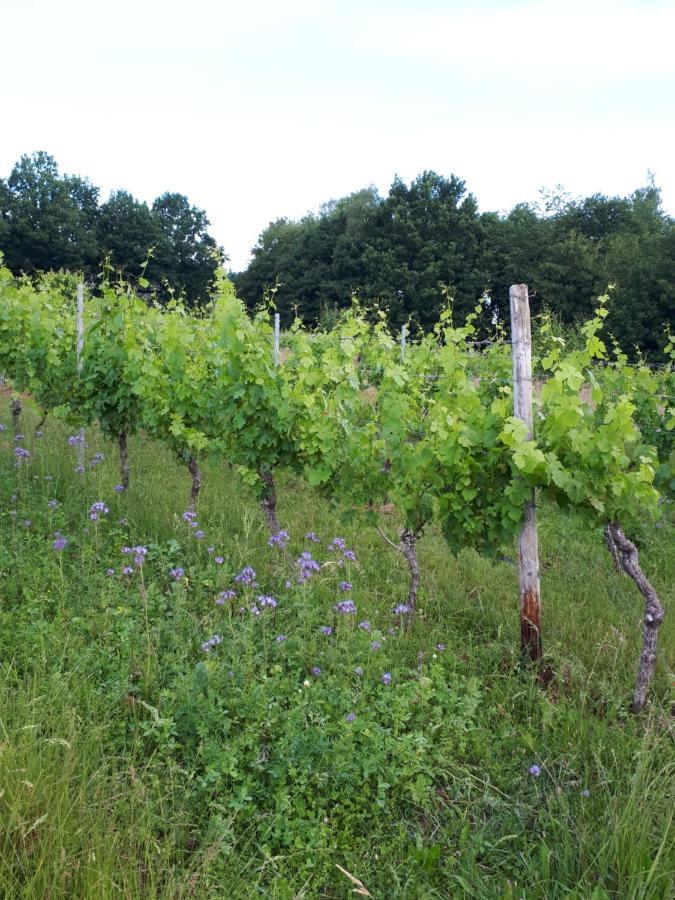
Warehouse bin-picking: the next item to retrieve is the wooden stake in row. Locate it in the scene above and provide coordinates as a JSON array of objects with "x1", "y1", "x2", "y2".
[
  {"x1": 509, "y1": 284, "x2": 542, "y2": 662},
  {"x1": 77, "y1": 283, "x2": 85, "y2": 468}
]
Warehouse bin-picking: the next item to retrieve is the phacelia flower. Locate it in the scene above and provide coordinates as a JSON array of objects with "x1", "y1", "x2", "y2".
[
  {"x1": 343, "y1": 550, "x2": 357, "y2": 562},
  {"x1": 52, "y1": 537, "x2": 68, "y2": 551},
  {"x1": 358, "y1": 620, "x2": 371, "y2": 632},
  {"x1": 529, "y1": 765, "x2": 541, "y2": 778},
  {"x1": 47, "y1": 499, "x2": 58, "y2": 509},
  {"x1": 354, "y1": 666, "x2": 364, "y2": 676},
  {"x1": 370, "y1": 641, "x2": 381, "y2": 651},
  {"x1": 311, "y1": 666, "x2": 321, "y2": 677},
  {"x1": 258, "y1": 594, "x2": 278, "y2": 609},
  {"x1": 68, "y1": 434, "x2": 85, "y2": 447},
  {"x1": 320, "y1": 626, "x2": 333, "y2": 636},
  {"x1": 14, "y1": 447, "x2": 30, "y2": 459},
  {"x1": 182, "y1": 510, "x2": 196, "y2": 522},
  {"x1": 381, "y1": 672, "x2": 392, "y2": 685},
  {"x1": 214, "y1": 556, "x2": 224, "y2": 565},
  {"x1": 201, "y1": 634, "x2": 222, "y2": 653},
  {"x1": 234, "y1": 566, "x2": 256, "y2": 585},
  {"x1": 305, "y1": 531, "x2": 320, "y2": 543},
  {"x1": 114, "y1": 484, "x2": 125, "y2": 492},
  {"x1": 339, "y1": 581, "x2": 352, "y2": 592},
  {"x1": 268, "y1": 530, "x2": 289, "y2": 549},
  {"x1": 393, "y1": 603, "x2": 412, "y2": 616},
  {"x1": 275, "y1": 634, "x2": 287, "y2": 643},
  {"x1": 170, "y1": 567, "x2": 185, "y2": 581},
  {"x1": 105, "y1": 568, "x2": 115, "y2": 576},
  {"x1": 334, "y1": 599, "x2": 356, "y2": 615},
  {"x1": 345, "y1": 712, "x2": 356, "y2": 723},
  {"x1": 329, "y1": 537, "x2": 346, "y2": 551}
]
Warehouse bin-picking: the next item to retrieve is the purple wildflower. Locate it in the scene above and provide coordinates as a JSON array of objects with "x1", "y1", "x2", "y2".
[
  {"x1": 14, "y1": 433, "x2": 25, "y2": 442},
  {"x1": 320, "y1": 626, "x2": 333, "y2": 636},
  {"x1": 393, "y1": 603, "x2": 412, "y2": 616},
  {"x1": 297, "y1": 551, "x2": 320, "y2": 583},
  {"x1": 329, "y1": 537, "x2": 346, "y2": 551},
  {"x1": 207, "y1": 546, "x2": 214, "y2": 554},
  {"x1": 68, "y1": 434, "x2": 85, "y2": 447},
  {"x1": 234, "y1": 566, "x2": 257, "y2": 585},
  {"x1": 354, "y1": 666, "x2": 364, "y2": 676},
  {"x1": 214, "y1": 556, "x2": 224, "y2": 565},
  {"x1": 529, "y1": 765, "x2": 541, "y2": 778},
  {"x1": 334, "y1": 599, "x2": 356, "y2": 615},
  {"x1": 275, "y1": 634, "x2": 287, "y2": 643},
  {"x1": 190, "y1": 521, "x2": 199, "y2": 529},
  {"x1": 258, "y1": 594, "x2": 278, "y2": 609},
  {"x1": 90, "y1": 512, "x2": 98, "y2": 521},
  {"x1": 52, "y1": 537, "x2": 68, "y2": 551},
  {"x1": 358, "y1": 620, "x2": 371, "y2": 632},
  {"x1": 581, "y1": 789, "x2": 590, "y2": 798},
  {"x1": 122, "y1": 566, "x2": 133, "y2": 576},
  {"x1": 311, "y1": 666, "x2": 321, "y2": 677},
  {"x1": 170, "y1": 567, "x2": 185, "y2": 581},
  {"x1": 436, "y1": 643, "x2": 446, "y2": 652},
  {"x1": 343, "y1": 550, "x2": 357, "y2": 562},
  {"x1": 305, "y1": 531, "x2": 320, "y2": 543},
  {"x1": 217, "y1": 589, "x2": 236, "y2": 605},
  {"x1": 194, "y1": 530, "x2": 205, "y2": 540},
  {"x1": 201, "y1": 634, "x2": 222, "y2": 653},
  {"x1": 47, "y1": 499, "x2": 58, "y2": 509},
  {"x1": 114, "y1": 484, "x2": 125, "y2": 492},
  {"x1": 381, "y1": 672, "x2": 392, "y2": 685},
  {"x1": 35, "y1": 430, "x2": 44, "y2": 438},
  {"x1": 182, "y1": 510, "x2": 196, "y2": 521},
  {"x1": 23, "y1": 519, "x2": 31, "y2": 528},
  {"x1": 90, "y1": 502, "x2": 109, "y2": 514},
  {"x1": 370, "y1": 641, "x2": 381, "y2": 651},
  {"x1": 268, "y1": 530, "x2": 289, "y2": 549},
  {"x1": 345, "y1": 712, "x2": 356, "y2": 723},
  {"x1": 74, "y1": 465, "x2": 85, "y2": 474},
  {"x1": 105, "y1": 568, "x2": 115, "y2": 576},
  {"x1": 14, "y1": 447, "x2": 30, "y2": 459},
  {"x1": 339, "y1": 581, "x2": 352, "y2": 592},
  {"x1": 250, "y1": 605, "x2": 261, "y2": 617}
]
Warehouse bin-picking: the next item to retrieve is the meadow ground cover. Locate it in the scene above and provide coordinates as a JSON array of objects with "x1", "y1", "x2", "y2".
[{"x1": 0, "y1": 396, "x2": 673, "y2": 899}]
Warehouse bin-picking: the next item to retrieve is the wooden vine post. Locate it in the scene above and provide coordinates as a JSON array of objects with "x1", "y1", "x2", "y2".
[
  {"x1": 510, "y1": 284, "x2": 542, "y2": 662},
  {"x1": 76, "y1": 283, "x2": 85, "y2": 468}
]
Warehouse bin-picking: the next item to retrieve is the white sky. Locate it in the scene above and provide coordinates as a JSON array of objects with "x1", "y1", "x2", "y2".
[{"x1": 1, "y1": 0, "x2": 673, "y2": 271}]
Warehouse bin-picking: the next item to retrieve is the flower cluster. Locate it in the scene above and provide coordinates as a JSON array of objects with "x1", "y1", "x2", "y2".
[
  {"x1": 170, "y1": 567, "x2": 185, "y2": 581},
  {"x1": 122, "y1": 545, "x2": 148, "y2": 567},
  {"x1": 393, "y1": 603, "x2": 412, "y2": 616},
  {"x1": 268, "y1": 530, "x2": 289, "y2": 549},
  {"x1": 305, "y1": 531, "x2": 320, "y2": 543},
  {"x1": 216, "y1": 589, "x2": 236, "y2": 606},
  {"x1": 90, "y1": 452, "x2": 104, "y2": 467},
  {"x1": 234, "y1": 566, "x2": 257, "y2": 586},
  {"x1": 201, "y1": 634, "x2": 222, "y2": 653},
  {"x1": 14, "y1": 446, "x2": 30, "y2": 460},
  {"x1": 89, "y1": 501, "x2": 109, "y2": 520},
  {"x1": 334, "y1": 599, "x2": 356, "y2": 615},
  {"x1": 257, "y1": 594, "x2": 278, "y2": 610},
  {"x1": 68, "y1": 434, "x2": 85, "y2": 447},
  {"x1": 52, "y1": 536, "x2": 68, "y2": 552},
  {"x1": 297, "y1": 551, "x2": 320, "y2": 584},
  {"x1": 328, "y1": 536, "x2": 357, "y2": 563}
]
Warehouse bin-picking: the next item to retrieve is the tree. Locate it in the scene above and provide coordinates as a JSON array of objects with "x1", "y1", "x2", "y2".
[
  {"x1": 149, "y1": 192, "x2": 223, "y2": 305},
  {"x1": 98, "y1": 190, "x2": 163, "y2": 278},
  {"x1": 0, "y1": 151, "x2": 100, "y2": 274}
]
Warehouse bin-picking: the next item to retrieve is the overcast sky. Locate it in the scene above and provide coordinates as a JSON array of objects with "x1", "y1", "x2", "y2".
[{"x1": 1, "y1": 0, "x2": 673, "y2": 271}]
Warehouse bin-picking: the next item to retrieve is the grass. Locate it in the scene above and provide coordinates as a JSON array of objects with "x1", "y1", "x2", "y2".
[{"x1": 0, "y1": 396, "x2": 673, "y2": 899}]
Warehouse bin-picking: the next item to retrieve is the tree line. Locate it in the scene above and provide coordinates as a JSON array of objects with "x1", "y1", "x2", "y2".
[
  {"x1": 234, "y1": 172, "x2": 675, "y2": 356},
  {"x1": 0, "y1": 152, "x2": 223, "y2": 304},
  {"x1": 1, "y1": 154, "x2": 673, "y2": 354}
]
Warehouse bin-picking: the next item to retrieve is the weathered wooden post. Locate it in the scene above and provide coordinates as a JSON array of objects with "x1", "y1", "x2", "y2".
[
  {"x1": 77, "y1": 283, "x2": 85, "y2": 468},
  {"x1": 510, "y1": 284, "x2": 542, "y2": 661},
  {"x1": 273, "y1": 312, "x2": 280, "y2": 368}
]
